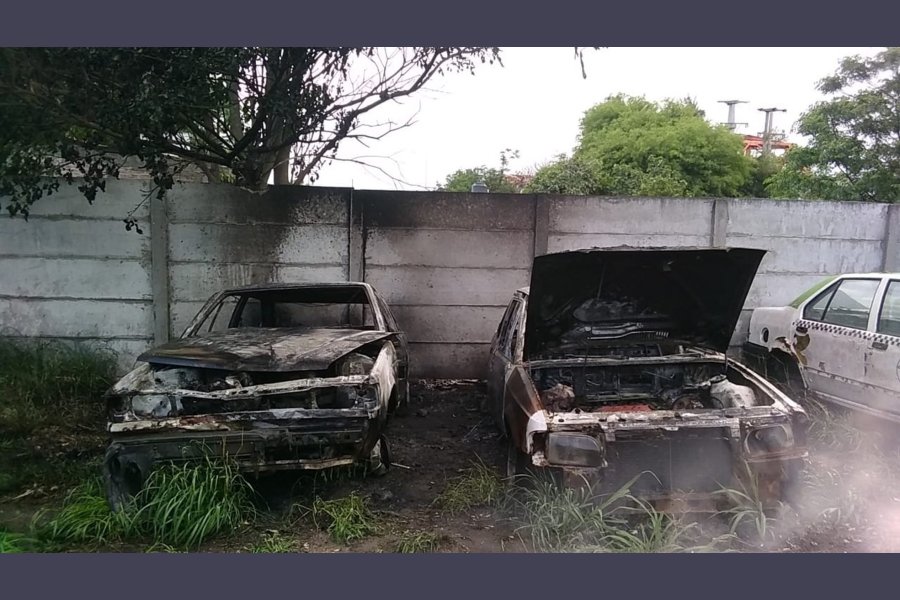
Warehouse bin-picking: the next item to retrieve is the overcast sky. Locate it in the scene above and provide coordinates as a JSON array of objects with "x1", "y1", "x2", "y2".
[{"x1": 313, "y1": 47, "x2": 882, "y2": 191}]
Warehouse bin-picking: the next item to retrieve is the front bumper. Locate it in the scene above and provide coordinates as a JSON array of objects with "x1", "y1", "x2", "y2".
[
  {"x1": 107, "y1": 407, "x2": 380, "y2": 471},
  {"x1": 529, "y1": 411, "x2": 808, "y2": 511}
]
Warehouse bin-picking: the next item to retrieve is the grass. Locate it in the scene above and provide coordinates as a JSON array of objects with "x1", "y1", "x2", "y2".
[
  {"x1": 248, "y1": 531, "x2": 298, "y2": 553},
  {"x1": 433, "y1": 460, "x2": 504, "y2": 515},
  {"x1": 35, "y1": 458, "x2": 256, "y2": 550},
  {"x1": 129, "y1": 458, "x2": 256, "y2": 549},
  {"x1": 309, "y1": 493, "x2": 378, "y2": 543},
  {"x1": 0, "y1": 530, "x2": 32, "y2": 553},
  {"x1": 394, "y1": 530, "x2": 442, "y2": 553},
  {"x1": 0, "y1": 338, "x2": 117, "y2": 434},
  {"x1": 36, "y1": 479, "x2": 133, "y2": 547},
  {"x1": 714, "y1": 486, "x2": 778, "y2": 545},
  {"x1": 803, "y1": 398, "x2": 865, "y2": 452},
  {"x1": 506, "y1": 473, "x2": 730, "y2": 553}
]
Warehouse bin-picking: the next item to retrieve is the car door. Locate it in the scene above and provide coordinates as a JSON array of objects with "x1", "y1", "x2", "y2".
[
  {"x1": 863, "y1": 278, "x2": 900, "y2": 416},
  {"x1": 486, "y1": 296, "x2": 523, "y2": 430},
  {"x1": 796, "y1": 276, "x2": 882, "y2": 407}
]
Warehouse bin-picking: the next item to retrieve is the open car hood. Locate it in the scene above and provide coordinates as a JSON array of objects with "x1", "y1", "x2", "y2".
[
  {"x1": 524, "y1": 247, "x2": 766, "y2": 359},
  {"x1": 138, "y1": 327, "x2": 392, "y2": 372}
]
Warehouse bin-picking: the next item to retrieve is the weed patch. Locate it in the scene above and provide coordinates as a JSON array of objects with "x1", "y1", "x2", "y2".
[
  {"x1": 308, "y1": 493, "x2": 377, "y2": 543},
  {"x1": 395, "y1": 530, "x2": 442, "y2": 553},
  {"x1": 434, "y1": 460, "x2": 503, "y2": 515}
]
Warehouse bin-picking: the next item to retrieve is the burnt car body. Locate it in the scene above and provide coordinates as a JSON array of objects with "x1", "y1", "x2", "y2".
[
  {"x1": 487, "y1": 247, "x2": 808, "y2": 511},
  {"x1": 103, "y1": 282, "x2": 408, "y2": 508}
]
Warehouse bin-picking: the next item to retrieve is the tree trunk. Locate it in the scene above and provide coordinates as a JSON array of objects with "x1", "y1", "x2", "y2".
[{"x1": 273, "y1": 147, "x2": 290, "y2": 185}]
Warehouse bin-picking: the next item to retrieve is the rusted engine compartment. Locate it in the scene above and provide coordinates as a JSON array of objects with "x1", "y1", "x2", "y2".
[{"x1": 533, "y1": 361, "x2": 773, "y2": 413}]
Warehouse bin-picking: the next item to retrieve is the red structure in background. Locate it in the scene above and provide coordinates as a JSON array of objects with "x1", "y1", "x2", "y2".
[{"x1": 742, "y1": 134, "x2": 793, "y2": 156}]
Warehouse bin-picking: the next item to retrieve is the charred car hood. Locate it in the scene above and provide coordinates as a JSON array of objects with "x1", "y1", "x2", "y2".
[
  {"x1": 138, "y1": 327, "x2": 392, "y2": 372},
  {"x1": 525, "y1": 247, "x2": 765, "y2": 359}
]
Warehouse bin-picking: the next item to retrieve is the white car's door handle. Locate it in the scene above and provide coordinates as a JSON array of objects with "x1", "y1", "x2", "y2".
[{"x1": 872, "y1": 340, "x2": 889, "y2": 351}]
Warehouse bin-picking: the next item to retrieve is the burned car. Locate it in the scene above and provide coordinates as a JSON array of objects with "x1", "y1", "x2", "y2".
[
  {"x1": 486, "y1": 247, "x2": 808, "y2": 511},
  {"x1": 103, "y1": 283, "x2": 408, "y2": 508}
]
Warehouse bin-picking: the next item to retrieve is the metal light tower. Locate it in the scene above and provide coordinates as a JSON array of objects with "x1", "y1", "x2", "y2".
[
  {"x1": 757, "y1": 107, "x2": 787, "y2": 156},
  {"x1": 718, "y1": 100, "x2": 748, "y2": 131}
]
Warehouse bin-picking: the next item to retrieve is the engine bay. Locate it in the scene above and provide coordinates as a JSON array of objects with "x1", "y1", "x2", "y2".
[{"x1": 533, "y1": 362, "x2": 768, "y2": 413}]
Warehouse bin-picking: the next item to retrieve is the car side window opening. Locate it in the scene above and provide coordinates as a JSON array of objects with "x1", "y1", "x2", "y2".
[
  {"x1": 814, "y1": 278, "x2": 881, "y2": 330},
  {"x1": 877, "y1": 280, "x2": 900, "y2": 337}
]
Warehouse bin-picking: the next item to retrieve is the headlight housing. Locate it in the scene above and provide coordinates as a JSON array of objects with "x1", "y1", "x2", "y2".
[
  {"x1": 745, "y1": 424, "x2": 794, "y2": 456},
  {"x1": 546, "y1": 433, "x2": 605, "y2": 467},
  {"x1": 131, "y1": 394, "x2": 178, "y2": 418},
  {"x1": 337, "y1": 353, "x2": 375, "y2": 376}
]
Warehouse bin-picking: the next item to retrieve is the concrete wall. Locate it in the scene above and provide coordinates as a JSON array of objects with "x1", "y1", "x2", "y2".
[
  {"x1": 3, "y1": 180, "x2": 897, "y2": 377},
  {"x1": 0, "y1": 181, "x2": 153, "y2": 368}
]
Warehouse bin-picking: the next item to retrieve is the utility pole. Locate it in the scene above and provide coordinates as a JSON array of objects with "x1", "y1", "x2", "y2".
[
  {"x1": 757, "y1": 107, "x2": 787, "y2": 156},
  {"x1": 718, "y1": 100, "x2": 748, "y2": 131}
]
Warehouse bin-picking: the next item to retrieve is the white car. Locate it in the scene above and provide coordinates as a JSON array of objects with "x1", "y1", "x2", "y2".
[{"x1": 744, "y1": 273, "x2": 900, "y2": 421}]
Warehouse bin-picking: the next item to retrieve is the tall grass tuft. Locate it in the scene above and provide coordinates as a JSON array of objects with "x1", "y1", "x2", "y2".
[
  {"x1": 506, "y1": 473, "x2": 633, "y2": 551},
  {"x1": 37, "y1": 458, "x2": 256, "y2": 550},
  {"x1": 433, "y1": 459, "x2": 504, "y2": 515},
  {"x1": 130, "y1": 457, "x2": 256, "y2": 549},
  {"x1": 38, "y1": 479, "x2": 134, "y2": 546},
  {"x1": 0, "y1": 338, "x2": 117, "y2": 432},
  {"x1": 395, "y1": 530, "x2": 442, "y2": 553},
  {"x1": 310, "y1": 493, "x2": 377, "y2": 543},
  {"x1": 0, "y1": 530, "x2": 31, "y2": 553}
]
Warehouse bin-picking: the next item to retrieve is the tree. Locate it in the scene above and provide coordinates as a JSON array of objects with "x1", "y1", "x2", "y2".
[
  {"x1": 438, "y1": 149, "x2": 523, "y2": 193},
  {"x1": 569, "y1": 95, "x2": 752, "y2": 197},
  {"x1": 0, "y1": 47, "x2": 500, "y2": 218},
  {"x1": 766, "y1": 47, "x2": 900, "y2": 202},
  {"x1": 524, "y1": 154, "x2": 604, "y2": 195}
]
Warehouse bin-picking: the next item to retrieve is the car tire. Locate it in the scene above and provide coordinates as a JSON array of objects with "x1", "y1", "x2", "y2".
[
  {"x1": 366, "y1": 435, "x2": 391, "y2": 477},
  {"x1": 103, "y1": 444, "x2": 150, "y2": 511}
]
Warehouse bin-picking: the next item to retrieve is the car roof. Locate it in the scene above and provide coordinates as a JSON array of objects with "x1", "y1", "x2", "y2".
[{"x1": 222, "y1": 281, "x2": 372, "y2": 294}]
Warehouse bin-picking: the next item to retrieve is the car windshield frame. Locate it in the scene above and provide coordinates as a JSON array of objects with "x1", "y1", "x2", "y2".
[{"x1": 183, "y1": 285, "x2": 385, "y2": 337}]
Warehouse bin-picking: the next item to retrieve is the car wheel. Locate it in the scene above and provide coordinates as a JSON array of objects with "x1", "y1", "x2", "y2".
[
  {"x1": 366, "y1": 435, "x2": 391, "y2": 477},
  {"x1": 103, "y1": 444, "x2": 150, "y2": 511}
]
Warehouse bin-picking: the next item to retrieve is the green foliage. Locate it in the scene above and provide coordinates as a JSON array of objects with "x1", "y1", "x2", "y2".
[
  {"x1": 37, "y1": 459, "x2": 255, "y2": 550},
  {"x1": 129, "y1": 458, "x2": 256, "y2": 549},
  {"x1": 524, "y1": 155, "x2": 605, "y2": 195},
  {"x1": 507, "y1": 473, "x2": 729, "y2": 553},
  {"x1": 0, "y1": 530, "x2": 31, "y2": 553},
  {"x1": 439, "y1": 149, "x2": 522, "y2": 193},
  {"x1": 570, "y1": 95, "x2": 753, "y2": 198},
  {"x1": 309, "y1": 493, "x2": 378, "y2": 543},
  {"x1": 0, "y1": 338, "x2": 117, "y2": 433},
  {"x1": 248, "y1": 531, "x2": 298, "y2": 553},
  {"x1": 394, "y1": 530, "x2": 442, "y2": 553},
  {"x1": 433, "y1": 460, "x2": 504, "y2": 515},
  {"x1": 740, "y1": 154, "x2": 785, "y2": 198},
  {"x1": 767, "y1": 48, "x2": 900, "y2": 202},
  {"x1": 38, "y1": 479, "x2": 134, "y2": 546},
  {"x1": 0, "y1": 48, "x2": 501, "y2": 217}
]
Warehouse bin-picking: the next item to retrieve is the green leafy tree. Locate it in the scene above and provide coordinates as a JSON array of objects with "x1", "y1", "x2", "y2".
[
  {"x1": 438, "y1": 149, "x2": 522, "y2": 193},
  {"x1": 524, "y1": 155, "x2": 604, "y2": 195},
  {"x1": 571, "y1": 95, "x2": 752, "y2": 197},
  {"x1": 766, "y1": 47, "x2": 900, "y2": 202},
  {"x1": 0, "y1": 47, "x2": 500, "y2": 218}
]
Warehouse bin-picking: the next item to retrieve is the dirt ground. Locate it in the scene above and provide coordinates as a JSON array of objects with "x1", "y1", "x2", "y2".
[{"x1": 3, "y1": 380, "x2": 900, "y2": 553}]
